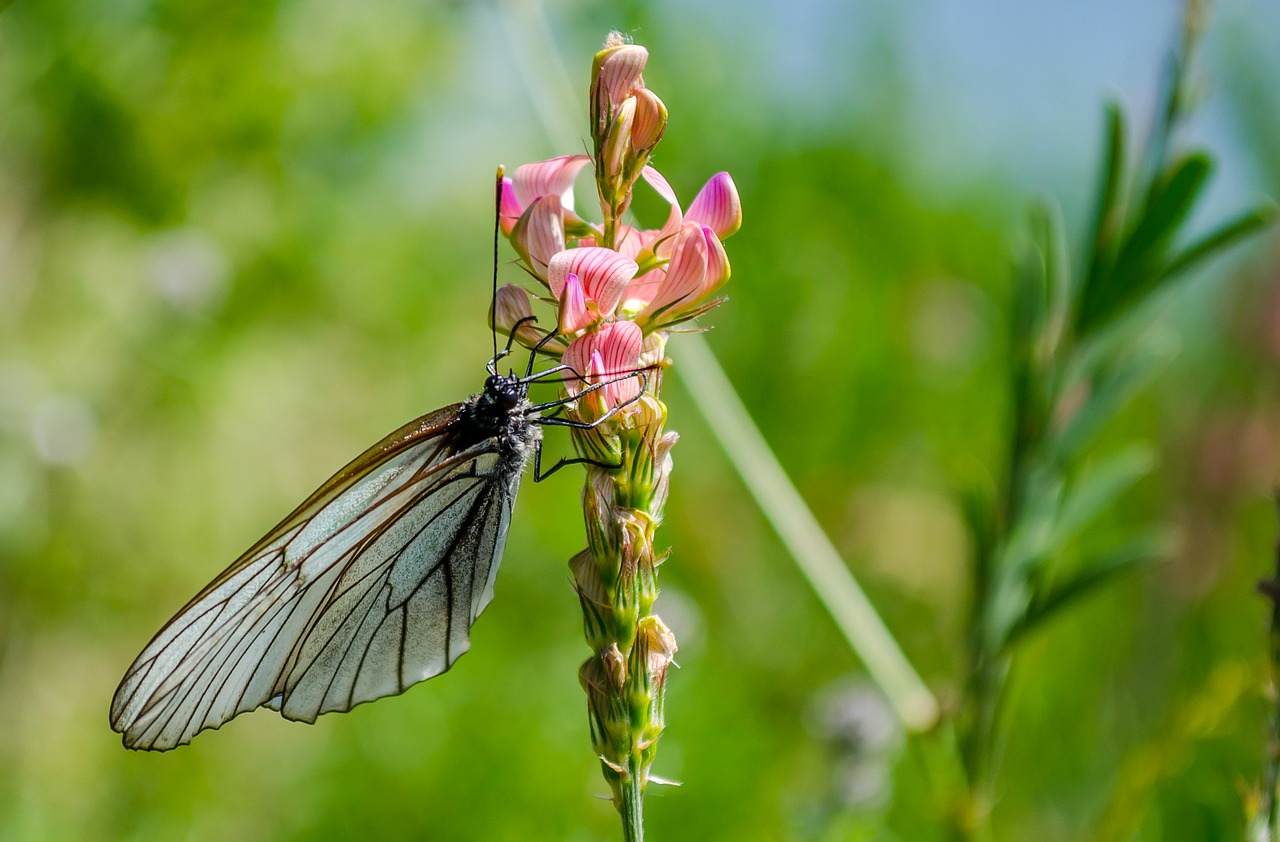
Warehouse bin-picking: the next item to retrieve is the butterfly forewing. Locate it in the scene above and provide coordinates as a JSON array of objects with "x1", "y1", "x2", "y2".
[{"x1": 110, "y1": 400, "x2": 532, "y2": 751}]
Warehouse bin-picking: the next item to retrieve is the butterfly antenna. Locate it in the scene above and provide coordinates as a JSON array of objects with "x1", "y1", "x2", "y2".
[{"x1": 491, "y1": 165, "x2": 505, "y2": 365}]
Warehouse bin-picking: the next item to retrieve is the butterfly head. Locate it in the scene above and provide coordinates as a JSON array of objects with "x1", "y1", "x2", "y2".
[{"x1": 482, "y1": 373, "x2": 529, "y2": 417}]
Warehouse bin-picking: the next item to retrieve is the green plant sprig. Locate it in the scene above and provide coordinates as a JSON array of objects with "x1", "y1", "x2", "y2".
[{"x1": 955, "y1": 2, "x2": 1276, "y2": 831}]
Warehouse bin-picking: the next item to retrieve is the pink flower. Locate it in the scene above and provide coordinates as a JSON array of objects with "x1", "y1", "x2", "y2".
[
  {"x1": 642, "y1": 222, "x2": 707, "y2": 315},
  {"x1": 562, "y1": 321, "x2": 644, "y2": 408},
  {"x1": 547, "y1": 247, "x2": 638, "y2": 318},
  {"x1": 628, "y1": 223, "x2": 729, "y2": 321}
]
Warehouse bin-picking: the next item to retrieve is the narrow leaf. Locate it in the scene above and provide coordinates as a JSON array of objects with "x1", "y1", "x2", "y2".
[
  {"x1": 1122, "y1": 153, "x2": 1213, "y2": 264},
  {"x1": 1053, "y1": 444, "x2": 1158, "y2": 546},
  {"x1": 1051, "y1": 340, "x2": 1176, "y2": 466},
  {"x1": 1002, "y1": 530, "x2": 1166, "y2": 649},
  {"x1": 1078, "y1": 153, "x2": 1213, "y2": 334},
  {"x1": 1081, "y1": 103, "x2": 1128, "y2": 308},
  {"x1": 1158, "y1": 203, "x2": 1279, "y2": 282}
]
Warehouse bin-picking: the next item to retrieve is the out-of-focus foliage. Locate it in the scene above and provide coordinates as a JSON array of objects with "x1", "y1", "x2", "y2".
[{"x1": 1, "y1": 1, "x2": 1277, "y2": 840}]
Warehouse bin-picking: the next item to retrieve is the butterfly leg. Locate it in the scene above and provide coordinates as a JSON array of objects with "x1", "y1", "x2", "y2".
[
  {"x1": 527, "y1": 369, "x2": 650, "y2": 414},
  {"x1": 532, "y1": 440, "x2": 619, "y2": 481},
  {"x1": 530, "y1": 374, "x2": 652, "y2": 482}
]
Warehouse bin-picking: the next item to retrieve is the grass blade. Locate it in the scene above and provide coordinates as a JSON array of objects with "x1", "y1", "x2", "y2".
[{"x1": 677, "y1": 334, "x2": 939, "y2": 732}]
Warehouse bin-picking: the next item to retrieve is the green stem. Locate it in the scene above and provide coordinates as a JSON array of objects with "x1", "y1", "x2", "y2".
[
  {"x1": 621, "y1": 758, "x2": 645, "y2": 842},
  {"x1": 1262, "y1": 495, "x2": 1280, "y2": 840}
]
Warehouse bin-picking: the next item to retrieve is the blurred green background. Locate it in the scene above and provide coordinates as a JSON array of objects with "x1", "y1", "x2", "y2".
[{"x1": 3, "y1": 0, "x2": 1280, "y2": 839}]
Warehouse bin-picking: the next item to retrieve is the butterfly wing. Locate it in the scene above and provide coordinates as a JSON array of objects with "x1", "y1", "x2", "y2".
[{"x1": 110, "y1": 404, "x2": 528, "y2": 750}]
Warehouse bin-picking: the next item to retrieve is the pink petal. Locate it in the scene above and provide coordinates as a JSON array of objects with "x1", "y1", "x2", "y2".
[
  {"x1": 512, "y1": 154, "x2": 591, "y2": 210},
  {"x1": 510, "y1": 195, "x2": 565, "y2": 280},
  {"x1": 615, "y1": 225, "x2": 645, "y2": 261},
  {"x1": 645, "y1": 222, "x2": 708, "y2": 316},
  {"x1": 699, "y1": 226, "x2": 731, "y2": 296},
  {"x1": 546, "y1": 247, "x2": 638, "y2": 316},
  {"x1": 596, "y1": 321, "x2": 644, "y2": 406},
  {"x1": 685, "y1": 172, "x2": 742, "y2": 239},
  {"x1": 562, "y1": 339, "x2": 590, "y2": 397},
  {"x1": 597, "y1": 45, "x2": 648, "y2": 106},
  {"x1": 652, "y1": 201, "x2": 684, "y2": 259},
  {"x1": 640, "y1": 165, "x2": 679, "y2": 207},
  {"x1": 558, "y1": 272, "x2": 592, "y2": 333},
  {"x1": 588, "y1": 349, "x2": 607, "y2": 381},
  {"x1": 499, "y1": 177, "x2": 523, "y2": 236},
  {"x1": 623, "y1": 268, "x2": 662, "y2": 310}
]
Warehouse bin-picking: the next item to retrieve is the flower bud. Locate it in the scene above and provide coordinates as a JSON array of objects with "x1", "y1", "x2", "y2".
[
  {"x1": 602, "y1": 642, "x2": 628, "y2": 691},
  {"x1": 592, "y1": 43, "x2": 648, "y2": 110},
  {"x1": 630, "y1": 88, "x2": 667, "y2": 152},
  {"x1": 570, "y1": 549, "x2": 612, "y2": 650},
  {"x1": 493, "y1": 283, "x2": 533, "y2": 323},
  {"x1": 491, "y1": 283, "x2": 540, "y2": 349},
  {"x1": 651, "y1": 434, "x2": 679, "y2": 513},
  {"x1": 638, "y1": 616, "x2": 678, "y2": 677},
  {"x1": 602, "y1": 96, "x2": 636, "y2": 180}
]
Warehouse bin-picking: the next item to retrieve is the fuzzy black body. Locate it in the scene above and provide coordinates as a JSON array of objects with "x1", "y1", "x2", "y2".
[{"x1": 446, "y1": 373, "x2": 541, "y2": 470}]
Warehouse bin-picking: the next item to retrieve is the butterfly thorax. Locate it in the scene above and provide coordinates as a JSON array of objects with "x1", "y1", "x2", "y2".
[{"x1": 448, "y1": 374, "x2": 539, "y2": 464}]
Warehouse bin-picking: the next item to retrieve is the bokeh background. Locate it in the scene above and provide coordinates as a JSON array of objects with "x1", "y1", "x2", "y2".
[{"x1": 3, "y1": 0, "x2": 1280, "y2": 839}]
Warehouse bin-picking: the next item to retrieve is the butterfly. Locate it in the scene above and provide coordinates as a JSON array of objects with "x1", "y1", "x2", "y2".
[{"x1": 108, "y1": 313, "x2": 643, "y2": 751}]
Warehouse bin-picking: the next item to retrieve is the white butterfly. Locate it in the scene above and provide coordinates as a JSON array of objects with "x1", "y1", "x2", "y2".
[{"x1": 111, "y1": 347, "x2": 640, "y2": 751}]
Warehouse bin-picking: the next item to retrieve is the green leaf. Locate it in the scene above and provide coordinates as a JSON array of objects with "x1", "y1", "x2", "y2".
[
  {"x1": 1078, "y1": 153, "x2": 1213, "y2": 335},
  {"x1": 1002, "y1": 530, "x2": 1167, "y2": 649},
  {"x1": 1053, "y1": 444, "x2": 1158, "y2": 546},
  {"x1": 1158, "y1": 202, "x2": 1279, "y2": 282},
  {"x1": 1081, "y1": 103, "x2": 1128, "y2": 308},
  {"x1": 1126, "y1": 153, "x2": 1213, "y2": 260},
  {"x1": 989, "y1": 445, "x2": 1154, "y2": 645},
  {"x1": 1051, "y1": 338, "x2": 1176, "y2": 466}
]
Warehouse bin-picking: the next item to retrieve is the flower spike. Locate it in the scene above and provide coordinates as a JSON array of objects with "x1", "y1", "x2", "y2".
[{"x1": 499, "y1": 35, "x2": 739, "y2": 838}]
